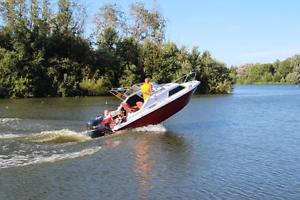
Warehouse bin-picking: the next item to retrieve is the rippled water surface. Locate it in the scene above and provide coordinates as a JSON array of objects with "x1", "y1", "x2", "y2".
[{"x1": 1, "y1": 85, "x2": 300, "y2": 200}]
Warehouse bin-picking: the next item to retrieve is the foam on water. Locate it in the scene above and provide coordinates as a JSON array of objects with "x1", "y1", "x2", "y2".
[
  {"x1": 133, "y1": 124, "x2": 167, "y2": 133},
  {"x1": 0, "y1": 129, "x2": 91, "y2": 143},
  {"x1": 26, "y1": 129, "x2": 91, "y2": 144},
  {"x1": 0, "y1": 133, "x2": 23, "y2": 139},
  {"x1": 0, "y1": 146, "x2": 101, "y2": 169},
  {"x1": 0, "y1": 118, "x2": 21, "y2": 124}
]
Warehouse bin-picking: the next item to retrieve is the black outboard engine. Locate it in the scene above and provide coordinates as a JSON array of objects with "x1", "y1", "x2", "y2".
[{"x1": 86, "y1": 116, "x2": 111, "y2": 138}]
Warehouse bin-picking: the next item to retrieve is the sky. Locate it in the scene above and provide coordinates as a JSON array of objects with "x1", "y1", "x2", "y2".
[{"x1": 77, "y1": 0, "x2": 300, "y2": 66}]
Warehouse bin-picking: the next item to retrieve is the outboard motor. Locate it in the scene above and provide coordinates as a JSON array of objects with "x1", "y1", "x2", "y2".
[
  {"x1": 87, "y1": 116, "x2": 103, "y2": 129},
  {"x1": 86, "y1": 116, "x2": 111, "y2": 138}
]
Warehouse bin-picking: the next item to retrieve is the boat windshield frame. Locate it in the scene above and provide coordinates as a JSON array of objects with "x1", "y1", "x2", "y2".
[
  {"x1": 109, "y1": 83, "x2": 143, "y2": 101},
  {"x1": 109, "y1": 72, "x2": 196, "y2": 101},
  {"x1": 110, "y1": 82, "x2": 164, "y2": 101}
]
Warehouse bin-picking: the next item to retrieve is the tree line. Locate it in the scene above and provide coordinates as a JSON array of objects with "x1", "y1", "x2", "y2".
[
  {"x1": 232, "y1": 55, "x2": 300, "y2": 84},
  {"x1": 0, "y1": 0, "x2": 233, "y2": 98}
]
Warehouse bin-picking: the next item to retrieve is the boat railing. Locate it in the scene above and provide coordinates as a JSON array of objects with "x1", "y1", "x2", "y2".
[
  {"x1": 110, "y1": 72, "x2": 196, "y2": 101},
  {"x1": 109, "y1": 83, "x2": 143, "y2": 101},
  {"x1": 173, "y1": 71, "x2": 196, "y2": 84},
  {"x1": 109, "y1": 87, "x2": 128, "y2": 101}
]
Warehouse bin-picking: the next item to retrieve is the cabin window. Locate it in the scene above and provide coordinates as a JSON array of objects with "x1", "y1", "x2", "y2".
[{"x1": 168, "y1": 86, "x2": 185, "y2": 97}]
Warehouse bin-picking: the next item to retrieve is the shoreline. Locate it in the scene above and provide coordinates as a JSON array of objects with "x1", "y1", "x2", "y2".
[
  {"x1": 235, "y1": 82, "x2": 296, "y2": 85},
  {"x1": 2, "y1": 84, "x2": 298, "y2": 100},
  {"x1": 0, "y1": 92, "x2": 232, "y2": 100}
]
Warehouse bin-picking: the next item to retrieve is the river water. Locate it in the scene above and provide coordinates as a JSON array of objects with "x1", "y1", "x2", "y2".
[{"x1": 0, "y1": 85, "x2": 300, "y2": 200}]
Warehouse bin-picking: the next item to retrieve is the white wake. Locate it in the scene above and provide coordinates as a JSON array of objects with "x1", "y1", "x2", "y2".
[
  {"x1": 133, "y1": 124, "x2": 167, "y2": 133},
  {"x1": 0, "y1": 118, "x2": 21, "y2": 124},
  {"x1": 0, "y1": 129, "x2": 90, "y2": 143},
  {"x1": 0, "y1": 146, "x2": 101, "y2": 169}
]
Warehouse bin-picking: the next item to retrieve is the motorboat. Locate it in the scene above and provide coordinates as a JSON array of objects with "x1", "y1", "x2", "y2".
[{"x1": 87, "y1": 73, "x2": 200, "y2": 138}]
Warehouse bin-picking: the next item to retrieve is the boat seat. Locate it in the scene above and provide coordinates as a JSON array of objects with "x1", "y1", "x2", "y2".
[{"x1": 121, "y1": 102, "x2": 139, "y2": 113}]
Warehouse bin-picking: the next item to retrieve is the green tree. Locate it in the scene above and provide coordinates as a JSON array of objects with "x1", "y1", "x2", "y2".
[
  {"x1": 0, "y1": 1, "x2": 234, "y2": 98},
  {"x1": 29, "y1": 0, "x2": 39, "y2": 29},
  {"x1": 94, "y1": 3, "x2": 126, "y2": 36},
  {"x1": 94, "y1": 27, "x2": 121, "y2": 86},
  {"x1": 129, "y1": 2, "x2": 165, "y2": 44},
  {"x1": 291, "y1": 55, "x2": 300, "y2": 84},
  {"x1": 235, "y1": 54, "x2": 300, "y2": 84},
  {"x1": 52, "y1": 0, "x2": 85, "y2": 35}
]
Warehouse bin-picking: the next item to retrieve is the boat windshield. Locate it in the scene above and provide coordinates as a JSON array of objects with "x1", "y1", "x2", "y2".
[{"x1": 152, "y1": 82, "x2": 161, "y2": 91}]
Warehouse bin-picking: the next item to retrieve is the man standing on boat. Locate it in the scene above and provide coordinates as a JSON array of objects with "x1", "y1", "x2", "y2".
[{"x1": 141, "y1": 78, "x2": 153, "y2": 100}]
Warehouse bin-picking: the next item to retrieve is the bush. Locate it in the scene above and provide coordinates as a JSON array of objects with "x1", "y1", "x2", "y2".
[
  {"x1": 216, "y1": 80, "x2": 233, "y2": 94},
  {"x1": 12, "y1": 77, "x2": 33, "y2": 98},
  {"x1": 58, "y1": 74, "x2": 79, "y2": 97},
  {"x1": 286, "y1": 72, "x2": 298, "y2": 84},
  {"x1": 79, "y1": 77, "x2": 112, "y2": 96}
]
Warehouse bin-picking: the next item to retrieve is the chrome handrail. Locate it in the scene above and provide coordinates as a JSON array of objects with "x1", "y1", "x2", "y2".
[
  {"x1": 110, "y1": 83, "x2": 143, "y2": 101},
  {"x1": 172, "y1": 71, "x2": 196, "y2": 84},
  {"x1": 110, "y1": 72, "x2": 196, "y2": 101}
]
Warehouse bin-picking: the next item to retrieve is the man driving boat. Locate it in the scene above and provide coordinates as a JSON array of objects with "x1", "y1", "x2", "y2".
[{"x1": 140, "y1": 78, "x2": 153, "y2": 100}]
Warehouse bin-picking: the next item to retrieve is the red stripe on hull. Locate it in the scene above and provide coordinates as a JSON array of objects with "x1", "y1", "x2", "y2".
[{"x1": 119, "y1": 89, "x2": 194, "y2": 130}]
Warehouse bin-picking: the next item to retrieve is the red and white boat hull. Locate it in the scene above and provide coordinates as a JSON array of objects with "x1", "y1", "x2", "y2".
[
  {"x1": 113, "y1": 80, "x2": 200, "y2": 132},
  {"x1": 119, "y1": 89, "x2": 194, "y2": 130}
]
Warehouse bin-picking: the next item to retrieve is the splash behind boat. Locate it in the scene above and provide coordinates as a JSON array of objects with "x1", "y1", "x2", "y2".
[{"x1": 86, "y1": 73, "x2": 200, "y2": 138}]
